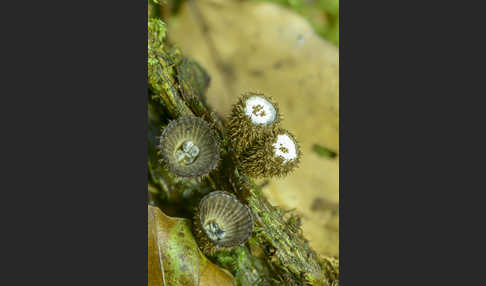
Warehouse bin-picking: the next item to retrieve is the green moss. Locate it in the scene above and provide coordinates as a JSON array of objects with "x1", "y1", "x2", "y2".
[
  {"x1": 213, "y1": 247, "x2": 271, "y2": 285},
  {"x1": 312, "y1": 144, "x2": 337, "y2": 159}
]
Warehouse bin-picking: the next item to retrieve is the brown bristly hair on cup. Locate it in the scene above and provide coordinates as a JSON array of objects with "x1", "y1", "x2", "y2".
[{"x1": 238, "y1": 128, "x2": 301, "y2": 178}]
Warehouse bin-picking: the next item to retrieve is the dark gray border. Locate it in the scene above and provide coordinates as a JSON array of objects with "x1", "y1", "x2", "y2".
[
  {"x1": 1, "y1": 0, "x2": 147, "y2": 284},
  {"x1": 339, "y1": 0, "x2": 484, "y2": 284}
]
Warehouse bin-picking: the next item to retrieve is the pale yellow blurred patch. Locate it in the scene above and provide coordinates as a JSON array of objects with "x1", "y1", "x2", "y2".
[{"x1": 168, "y1": 0, "x2": 339, "y2": 257}]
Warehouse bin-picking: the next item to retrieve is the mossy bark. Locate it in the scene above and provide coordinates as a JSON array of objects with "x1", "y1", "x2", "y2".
[{"x1": 148, "y1": 17, "x2": 339, "y2": 286}]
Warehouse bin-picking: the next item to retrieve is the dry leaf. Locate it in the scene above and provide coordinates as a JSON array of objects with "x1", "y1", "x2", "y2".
[
  {"x1": 168, "y1": 0, "x2": 339, "y2": 257},
  {"x1": 148, "y1": 205, "x2": 235, "y2": 286}
]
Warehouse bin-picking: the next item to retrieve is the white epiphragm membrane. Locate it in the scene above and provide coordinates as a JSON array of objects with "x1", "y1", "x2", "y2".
[
  {"x1": 244, "y1": 96, "x2": 277, "y2": 125},
  {"x1": 272, "y1": 134, "x2": 297, "y2": 163}
]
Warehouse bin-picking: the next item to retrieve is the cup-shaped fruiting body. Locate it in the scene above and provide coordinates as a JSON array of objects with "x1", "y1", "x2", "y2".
[
  {"x1": 158, "y1": 116, "x2": 220, "y2": 178},
  {"x1": 227, "y1": 92, "x2": 281, "y2": 153},
  {"x1": 194, "y1": 191, "x2": 254, "y2": 255},
  {"x1": 238, "y1": 128, "x2": 301, "y2": 178}
]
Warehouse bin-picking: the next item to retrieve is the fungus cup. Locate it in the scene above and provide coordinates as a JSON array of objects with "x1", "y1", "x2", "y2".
[
  {"x1": 227, "y1": 92, "x2": 281, "y2": 154},
  {"x1": 158, "y1": 116, "x2": 220, "y2": 178},
  {"x1": 238, "y1": 128, "x2": 301, "y2": 178},
  {"x1": 193, "y1": 191, "x2": 254, "y2": 255}
]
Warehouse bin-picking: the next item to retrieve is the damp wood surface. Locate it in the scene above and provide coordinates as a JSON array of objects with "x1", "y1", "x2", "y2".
[{"x1": 167, "y1": 0, "x2": 339, "y2": 257}]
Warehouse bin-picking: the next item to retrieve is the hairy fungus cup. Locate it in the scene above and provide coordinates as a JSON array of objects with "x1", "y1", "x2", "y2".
[
  {"x1": 238, "y1": 128, "x2": 301, "y2": 178},
  {"x1": 194, "y1": 191, "x2": 254, "y2": 255},
  {"x1": 158, "y1": 116, "x2": 220, "y2": 178},
  {"x1": 227, "y1": 92, "x2": 281, "y2": 153}
]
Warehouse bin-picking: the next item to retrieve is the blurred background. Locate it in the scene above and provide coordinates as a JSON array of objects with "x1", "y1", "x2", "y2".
[{"x1": 151, "y1": 0, "x2": 339, "y2": 258}]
